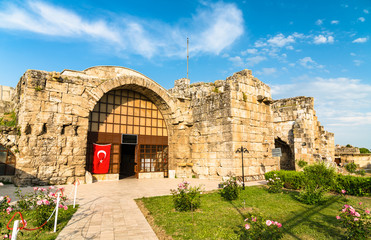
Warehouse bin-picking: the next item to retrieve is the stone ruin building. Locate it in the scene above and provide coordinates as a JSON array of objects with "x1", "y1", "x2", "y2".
[
  {"x1": 335, "y1": 145, "x2": 371, "y2": 169},
  {"x1": 0, "y1": 66, "x2": 335, "y2": 186}
]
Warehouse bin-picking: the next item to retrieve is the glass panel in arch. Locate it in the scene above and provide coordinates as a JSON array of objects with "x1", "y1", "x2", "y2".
[{"x1": 0, "y1": 151, "x2": 6, "y2": 163}]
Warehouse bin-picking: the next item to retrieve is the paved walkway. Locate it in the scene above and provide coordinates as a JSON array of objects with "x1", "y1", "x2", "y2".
[{"x1": 1, "y1": 178, "x2": 266, "y2": 239}]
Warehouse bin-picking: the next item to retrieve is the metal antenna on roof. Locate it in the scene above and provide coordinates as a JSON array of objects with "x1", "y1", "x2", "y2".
[{"x1": 187, "y1": 37, "x2": 189, "y2": 79}]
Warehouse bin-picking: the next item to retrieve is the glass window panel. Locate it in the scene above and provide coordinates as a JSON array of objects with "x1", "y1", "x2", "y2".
[
  {"x1": 106, "y1": 114, "x2": 114, "y2": 123},
  {"x1": 121, "y1": 116, "x2": 127, "y2": 124},
  {"x1": 122, "y1": 97, "x2": 128, "y2": 106},
  {"x1": 140, "y1": 109, "x2": 146, "y2": 117},
  {"x1": 152, "y1": 110, "x2": 158, "y2": 118},
  {"x1": 153, "y1": 119, "x2": 157, "y2": 127},
  {"x1": 140, "y1": 99, "x2": 146, "y2": 108},
  {"x1": 113, "y1": 125, "x2": 120, "y2": 133},
  {"x1": 163, "y1": 128, "x2": 167, "y2": 136},
  {"x1": 146, "y1": 118, "x2": 151, "y2": 127},
  {"x1": 120, "y1": 125, "x2": 126, "y2": 133},
  {"x1": 134, "y1": 108, "x2": 140, "y2": 116},
  {"x1": 140, "y1": 127, "x2": 145, "y2": 135},
  {"x1": 107, "y1": 104, "x2": 114, "y2": 114},
  {"x1": 115, "y1": 96, "x2": 121, "y2": 105},
  {"x1": 152, "y1": 128, "x2": 157, "y2": 136},
  {"x1": 127, "y1": 116, "x2": 133, "y2": 125},
  {"x1": 0, "y1": 152, "x2": 6, "y2": 163},
  {"x1": 127, "y1": 125, "x2": 133, "y2": 134},
  {"x1": 128, "y1": 98, "x2": 134, "y2": 106},
  {"x1": 122, "y1": 90, "x2": 128, "y2": 96},
  {"x1": 100, "y1": 103, "x2": 107, "y2": 112},
  {"x1": 114, "y1": 115, "x2": 120, "y2": 123},
  {"x1": 128, "y1": 107, "x2": 133, "y2": 116},
  {"x1": 146, "y1": 128, "x2": 151, "y2": 135},
  {"x1": 158, "y1": 128, "x2": 163, "y2": 136},
  {"x1": 108, "y1": 95, "x2": 114, "y2": 104},
  {"x1": 93, "y1": 104, "x2": 99, "y2": 112},
  {"x1": 91, "y1": 123, "x2": 98, "y2": 132},
  {"x1": 0, "y1": 164, "x2": 5, "y2": 175},
  {"x1": 121, "y1": 106, "x2": 127, "y2": 115},
  {"x1": 134, "y1": 117, "x2": 140, "y2": 126},
  {"x1": 113, "y1": 105, "x2": 120, "y2": 115},
  {"x1": 106, "y1": 124, "x2": 113, "y2": 133},
  {"x1": 158, "y1": 119, "x2": 162, "y2": 127},
  {"x1": 99, "y1": 123, "x2": 106, "y2": 132},
  {"x1": 92, "y1": 112, "x2": 99, "y2": 122},
  {"x1": 100, "y1": 113, "x2": 107, "y2": 122},
  {"x1": 133, "y1": 126, "x2": 139, "y2": 135},
  {"x1": 134, "y1": 99, "x2": 140, "y2": 108},
  {"x1": 128, "y1": 91, "x2": 134, "y2": 98}
]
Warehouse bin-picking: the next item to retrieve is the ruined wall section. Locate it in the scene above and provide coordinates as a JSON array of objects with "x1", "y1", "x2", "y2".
[
  {"x1": 272, "y1": 97, "x2": 334, "y2": 165},
  {"x1": 14, "y1": 70, "x2": 90, "y2": 186},
  {"x1": 169, "y1": 69, "x2": 278, "y2": 179}
]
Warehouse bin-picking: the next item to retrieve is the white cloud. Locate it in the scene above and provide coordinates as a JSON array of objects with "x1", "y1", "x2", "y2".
[
  {"x1": 286, "y1": 46, "x2": 294, "y2": 50},
  {"x1": 315, "y1": 19, "x2": 323, "y2": 25},
  {"x1": 350, "y1": 52, "x2": 356, "y2": 56},
  {"x1": 241, "y1": 48, "x2": 258, "y2": 55},
  {"x1": 352, "y1": 37, "x2": 368, "y2": 43},
  {"x1": 246, "y1": 56, "x2": 267, "y2": 66},
  {"x1": 313, "y1": 35, "x2": 334, "y2": 44},
  {"x1": 0, "y1": 1, "x2": 244, "y2": 58},
  {"x1": 271, "y1": 76, "x2": 371, "y2": 128},
  {"x1": 298, "y1": 57, "x2": 324, "y2": 69},
  {"x1": 364, "y1": 9, "x2": 369, "y2": 14},
  {"x1": 331, "y1": 20, "x2": 339, "y2": 24},
  {"x1": 358, "y1": 17, "x2": 365, "y2": 22},
  {"x1": 267, "y1": 33, "x2": 295, "y2": 47},
  {"x1": 353, "y1": 60, "x2": 363, "y2": 66},
  {"x1": 256, "y1": 68, "x2": 277, "y2": 75}
]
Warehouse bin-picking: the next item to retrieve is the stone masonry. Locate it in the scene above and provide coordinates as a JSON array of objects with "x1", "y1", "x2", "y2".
[{"x1": 0, "y1": 66, "x2": 335, "y2": 185}]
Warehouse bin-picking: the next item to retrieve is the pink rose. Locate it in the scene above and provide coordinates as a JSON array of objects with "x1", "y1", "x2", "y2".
[
  {"x1": 6, "y1": 197, "x2": 11, "y2": 203},
  {"x1": 355, "y1": 212, "x2": 360, "y2": 217},
  {"x1": 244, "y1": 218, "x2": 249, "y2": 222},
  {"x1": 342, "y1": 208, "x2": 346, "y2": 213},
  {"x1": 266, "y1": 220, "x2": 272, "y2": 226},
  {"x1": 43, "y1": 199, "x2": 50, "y2": 205},
  {"x1": 359, "y1": 202, "x2": 362, "y2": 205},
  {"x1": 341, "y1": 189, "x2": 346, "y2": 194},
  {"x1": 245, "y1": 223, "x2": 250, "y2": 230},
  {"x1": 252, "y1": 217, "x2": 257, "y2": 222},
  {"x1": 33, "y1": 187, "x2": 38, "y2": 191},
  {"x1": 49, "y1": 186, "x2": 55, "y2": 190},
  {"x1": 64, "y1": 206, "x2": 68, "y2": 210},
  {"x1": 37, "y1": 200, "x2": 43, "y2": 205},
  {"x1": 344, "y1": 204, "x2": 349, "y2": 208},
  {"x1": 277, "y1": 223, "x2": 282, "y2": 228},
  {"x1": 336, "y1": 216, "x2": 341, "y2": 220},
  {"x1": 354, "y1": 218, "x2": 359, "y2": 221},
  {"x1": 365, "y1": 210, "x2": 370, "y2": 214},
  {"x1": 0, "y1": 196, "x2": 4, "y2": 201}
]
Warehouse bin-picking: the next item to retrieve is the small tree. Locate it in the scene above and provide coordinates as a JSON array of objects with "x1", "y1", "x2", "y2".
[{"x1": 359, "y1": 148, "x2": 371, "y2": 154}]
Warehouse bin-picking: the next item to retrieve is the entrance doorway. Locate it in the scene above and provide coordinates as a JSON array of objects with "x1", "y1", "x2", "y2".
[
  {"x1": 275, "y1": 138, "x2": 295, "y2": 170},
  {"x1": 120, "y1": 144, "x2": 136, "y2": 178}
]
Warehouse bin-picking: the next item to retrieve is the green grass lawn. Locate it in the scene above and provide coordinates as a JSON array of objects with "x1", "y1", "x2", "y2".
[
  {"x1": 0, "y1": 205, "x2": 77, "y2": 240},
  {"x1": 138, "y1": 186, "x2": 370, "y2": 240}
]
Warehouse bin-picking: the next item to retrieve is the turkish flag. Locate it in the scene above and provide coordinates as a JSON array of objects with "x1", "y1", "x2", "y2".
[{"x1": 92, "y1": 143, "x2": 111, "y2": 174}]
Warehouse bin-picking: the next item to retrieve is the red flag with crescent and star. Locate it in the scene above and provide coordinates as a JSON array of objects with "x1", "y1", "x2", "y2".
[{"x1": 92, "y1": 143, "x2": 111, "y2": 174}]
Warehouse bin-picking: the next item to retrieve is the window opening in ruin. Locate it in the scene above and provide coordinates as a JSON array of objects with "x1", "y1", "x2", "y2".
[
  {"x1": 0, "y1": 144, "x2": 16, "y2": 175},
  {"x1": 139, "y1": 145, "x2": 168, "y2": 175},
  {"x1": 275, "y1": 138, "x2": 295, "y2": 170}
]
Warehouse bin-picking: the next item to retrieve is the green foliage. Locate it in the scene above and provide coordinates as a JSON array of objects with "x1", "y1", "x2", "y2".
[
  {"x1": 345, "y1": 162, "x2": 357, "y2": 173},
  {"x1": 356, "y1": 169, "x2": 366, "y2": 176},
  {"x1": 242, "y1": 92, "x2": 247, "y2": 102},
  {"x1": 0, "y1": 111, "x2": 17, "y2": 127},
  {"x1": 35, "y1": 86, "x2": 43, "y2": 91},
  {"x1": 267, "y1": 174, "x2": 283, "y2": 193},
  {"x1": 298, "y1": 162, "x2": 336, "y2": 205},
  {"x1": 332, "y1": 174, "x2": 371, "y2": 196},
  {"x1": 337, "y1": 203, "x2": 371, "y2": 240},
  {"x1": 219, "y1": 177, "x2": 241, "y2": 200},
  {"x1": 212, "y1": 87, "x2": 219, "y2": 93},
  {"x1": 297, "y1": 159, "x2": 308, "y2": 168},
  {"x1": 241, "y1": 213, "x2": 283, "y2": 240},
  {"x1": 359, "y1": 148, "x2": 370, "y2": 154},
  {"x1": 265, "y1": 170, "x2": 304, "y2": 190},
  {"x1": 346, "y1": 144, "x2": 352, "y2": 148},
  {"x1": 170, "y1": 181, "x2": 202, "y2": 211}
]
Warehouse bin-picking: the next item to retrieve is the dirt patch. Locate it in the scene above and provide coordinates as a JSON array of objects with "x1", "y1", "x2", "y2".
[{"x1": 135, "y1": 199, "x2": 173, "y2": 240}]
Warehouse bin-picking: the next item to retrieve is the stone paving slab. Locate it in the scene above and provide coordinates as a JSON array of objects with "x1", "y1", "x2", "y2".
[{"x1": 0, "y1": 178, "x2": 266, "y2": 239}]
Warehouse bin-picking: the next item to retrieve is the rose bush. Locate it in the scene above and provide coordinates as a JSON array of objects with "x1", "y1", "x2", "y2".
[
  {"x1": 336, "y1": 203, "x2": 370, "y2": 239},
  {"x1": 241, "y1": 213, "x2": 283, "y2": 240},
  {"x1": 171, "y1": 181, "x2": 202, "y2": 212}
]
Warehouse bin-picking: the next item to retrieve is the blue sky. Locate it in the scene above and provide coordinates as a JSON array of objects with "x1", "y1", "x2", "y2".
[{"x1": 0, "y1": 0, "x2": 370, "y2": 148}]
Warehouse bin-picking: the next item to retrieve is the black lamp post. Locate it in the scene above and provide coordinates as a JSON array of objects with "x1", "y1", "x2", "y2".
[{"x1": 236, "y1": 146, "x2": 249, "y2": 190}]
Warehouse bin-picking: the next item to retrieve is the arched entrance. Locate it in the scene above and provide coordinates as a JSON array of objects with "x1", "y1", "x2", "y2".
[
  {"x1": 86, "y1": 88, "x2": 169, "y2": 179},
  {"x1": 275, "y1": 138, "x2": 295, "y2": 170}
]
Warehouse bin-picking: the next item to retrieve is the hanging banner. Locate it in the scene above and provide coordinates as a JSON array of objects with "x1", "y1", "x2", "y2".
[{"x1": 92, "y1": 143, "x2": 111, "y2": 174}]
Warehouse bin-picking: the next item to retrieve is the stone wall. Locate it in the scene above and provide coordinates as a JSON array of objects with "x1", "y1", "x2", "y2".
[
  {"x1": 169, "y1": 70, "x2": 277, "y2": 179},
  {"x1": 338, "y1": 154, "x2": 371, "y2": 169},
  {"x1": 272, "y1": 96, "x2": 335, "y2": 168}
]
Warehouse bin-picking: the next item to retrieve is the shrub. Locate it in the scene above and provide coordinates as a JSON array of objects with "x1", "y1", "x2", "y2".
[
  {"x1": 171, "y1": 181, "x2": 202, "y2": 211},
  {"x1": 336, "y1": 203, "x2": 371, "y2": 239},
  {"x1": 241, "y1": 213, "x2": 283, "y2": 240},
  {"x1": 297, "y1": 159, "x2": 308, "y2": 168},
  {"x1": 298, "y1": 162, "x2": 336, "y2": 205},
  {"x1": 345, "y1": 162, "x2": 357, "y2": 173},
  {"x1": 356, "y1": 169, "x2": 366, "y2": 176},
  {"x1": 219, "y1": 177, "x2": 241, "y2": 200},
  {"x1": 333, "y1": 174, "x2": 371, "y2": 196},
  {"x1": 265, "y1": 170, "x2": 304, "y2": 190},
  {"x1": 359, "y1": 148, "x2": 370, "y2": 154},
  {"x1": 267, "y1": 174, "x2": 283, "y2": 193}
]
